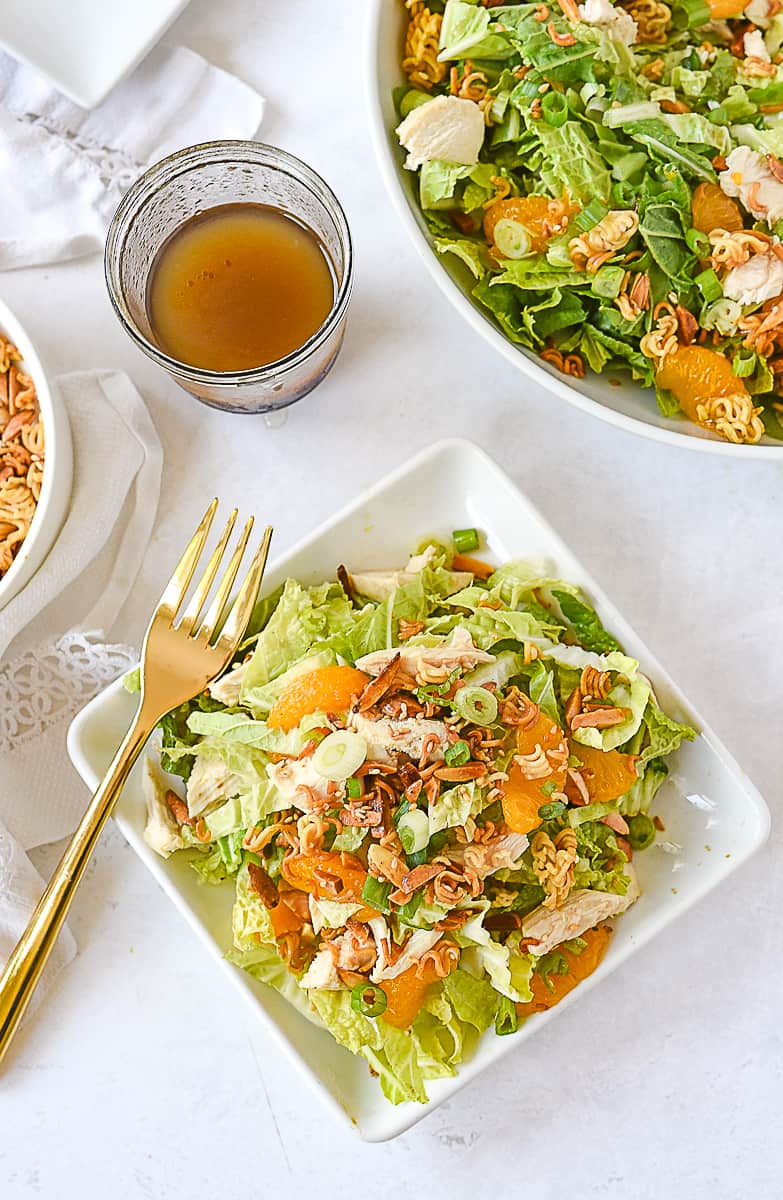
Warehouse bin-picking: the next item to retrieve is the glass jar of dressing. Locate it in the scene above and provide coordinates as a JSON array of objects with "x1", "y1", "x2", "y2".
[{"x1": 104, "y1": 141, "x2": 353, "y2": 415}]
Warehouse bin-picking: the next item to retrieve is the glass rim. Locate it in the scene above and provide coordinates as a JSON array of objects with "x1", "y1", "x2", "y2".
[{"x1": 104, "y1": 139, "x2": 354, "y2": 384}]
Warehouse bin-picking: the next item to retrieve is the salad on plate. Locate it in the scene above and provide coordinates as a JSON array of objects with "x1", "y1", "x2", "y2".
[
  {"x1": 138, "y1": 534, "x2": 694, "y2": 1105},
  {"x1": 394, "y1": 0, "x2": 783, "y2": 444}
]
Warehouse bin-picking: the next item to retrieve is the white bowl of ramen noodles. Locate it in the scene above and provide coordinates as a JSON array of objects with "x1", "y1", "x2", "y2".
[{"x1": 0, "y1": 299, "x2": 72, "y2": 614}]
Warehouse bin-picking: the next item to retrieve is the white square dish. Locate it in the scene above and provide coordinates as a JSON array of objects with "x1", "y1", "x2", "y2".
[
  {"x1": 66, "y1": 438, "x2": 770, "y2": 1141},
  {"x1": 0, "y1": 0, "x2": 190, "y2": 109}
]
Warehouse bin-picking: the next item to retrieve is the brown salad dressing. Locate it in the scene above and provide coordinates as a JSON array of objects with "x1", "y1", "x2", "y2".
[{"x1": 146, "y1": 202, "x2": 335, "y2": 372}]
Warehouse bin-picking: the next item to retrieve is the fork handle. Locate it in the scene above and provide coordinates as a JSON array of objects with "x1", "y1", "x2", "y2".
[{"x1": 0, "y1": 704, "x2": 156, "y2": 1067}]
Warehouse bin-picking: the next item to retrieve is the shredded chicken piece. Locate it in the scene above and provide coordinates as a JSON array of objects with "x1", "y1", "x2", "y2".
[
  {"x1": 458, "y1": 832, "x2": 530, "y2": 878},
  {"x1": 142, "y1": 760, "x2": 185, "y2": 858},
  {"x1": 356, "y1": 626, "x2": 494, "y2": 685},
  {"x1": 738, "y1": 297, "x2": 783, "y2": 355},
  {"x1": 347, "y1": 710, "x2": 448, "y2": 764},
  {"x1": 522, "y1": 869, "x2": 640, "y2": 956},
  {"x1": 332, "y1": 920, "x2": 378, "y2": 974},
  {"x1": 207, "y1": 660, "x2": 248, "y2": 705},
  {"x1": 709, "y1": 228, "x2": 773, "y2": 272},
  {"x1": 267, "y1": 756, "x2": 343, "y2": 811},
  {"x1": 371, "y1": 928, "x2": 443, "y2": 982}
]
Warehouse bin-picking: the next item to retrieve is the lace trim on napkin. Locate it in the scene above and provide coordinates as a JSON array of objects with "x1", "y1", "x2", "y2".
[
  {"x1": 0, "y1": 630, "x2": 135, "y2": 753},
  {"x1": 18, "y1": 112, "x2": 142, "y2": 191}
]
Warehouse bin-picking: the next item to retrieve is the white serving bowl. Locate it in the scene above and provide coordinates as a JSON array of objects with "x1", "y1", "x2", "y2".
[
  {"x1": 0, "y1": 298, "x2": 72, "y2": 612},
  {"x1": 365, "y1": 0, "x2": 783, "y2": 457},
  {"x1": 68, "y1": 439, "x2": 769, "y2": 1141}
]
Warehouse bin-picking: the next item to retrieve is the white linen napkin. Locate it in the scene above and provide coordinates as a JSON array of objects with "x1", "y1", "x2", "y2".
[
  {"x1": 0, "y1": 816, "x2": 77, "y2": 1023},
  {"x1": 0, "y1": 370, "x2": 162, "y2": 1006},
  {"x1": 0, "y1": 43, "x2": 265, "y2": 269}
]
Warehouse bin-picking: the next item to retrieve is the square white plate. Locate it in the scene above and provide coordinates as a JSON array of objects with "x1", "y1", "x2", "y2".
[
  {"x1": 0, "y1": 0, "x2": 190, "y2": 109},
  {"x1": 67, "y1": 438, "x2": 770, "y2": 1141}
]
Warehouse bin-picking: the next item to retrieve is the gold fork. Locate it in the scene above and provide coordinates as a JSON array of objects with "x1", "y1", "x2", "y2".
[{"x1": 0, "y1": 500, "x2": 272, "y2": 1066}]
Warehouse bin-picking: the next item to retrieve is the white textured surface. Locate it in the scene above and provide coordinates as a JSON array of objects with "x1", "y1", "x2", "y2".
[{"x1": 1, "y1": 0, "x2": 781, "y2": 1195}]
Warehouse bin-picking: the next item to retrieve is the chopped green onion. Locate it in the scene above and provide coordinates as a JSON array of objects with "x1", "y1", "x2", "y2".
[
  {"x1": 406, "y1": 848, "x2": 428, "y2": 869},
  {"x1": 732, "y1": 346, "x2": 757, "y2": 378},
  {"x1": 398, "y1": 891, "x2": 424, "y2": 924},
  {"x1": 695, "y1": 266, "x2": 722, "y2": 303},
  {"x1": 567, "y1": 800, "x2": 617, "y2": 827},
  {"x1": 516, "y1": 75, "x2": 544, "y2": 100},
  {"x1": 675, "y1": 0, "x2": 711, "y2": 25},
  {"x1": 351, "y1": 982, "x2": 388, "y2": 1018},
  {"x1": 538, "y1": 799, "x2": 567, "y2": 820},
  {"x1": 312, "y1": 730, "x2": 367, "y2": 780},
  {"x1": 591, "y1": 264, "x2": 626, "y2": 300},
  {"x1": 574, "y1": 199, "x2": 609, "y2": 232},
  {"x1": 452, "y1": 526, "x2": 480, "y2": 553},
  {"x1": 361, "y1": 876, "x2": 392, "y2": 913},
  {"x1": 416, "y1": 668, "x2": 459, "y2": 705},
  {"x1": 399, "y1": 89, "x2": 432, "y2": 118},
  {"x1": 397, "y1": 808, "x2": 430, "y2": 855},
  {"x1": 686, "y1": 228, "x2": 710, "y2": 257},
  {"x1": 540, "y1": 780, "x2": 557, "y2": 798},
  {"x1": 610, "y1": 179, "x2": 636, "y2": 208},
  {"x1": 541, "y1": 90, "x2": 568, "y2": 127},
  {"x1": 453, "y1": 686, "x2": 498, "y2": 726},
  {"x1": 495, "y1": 995, "x2": 519, "y2": 1036},
  {"x1": 346, "y1": 776, "x2": 362, "y2": 800},
  {"x1": 393, "y1": 798, "x2": 411, "y2": 825},
  {"x1": 493, "y1": 218, "x2": 531, "y2": 259},
  {"x1": 627, "y1": 813, "x2": 656, "y2": 851},
  {"x1": 444, "y1": 739, "x2": 471, "y2": 767},
  {"x1": 707, "y1": 105, "x2": 728, "y2": 126}
]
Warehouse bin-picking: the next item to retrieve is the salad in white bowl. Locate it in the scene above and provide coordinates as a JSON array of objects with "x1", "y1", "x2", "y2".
[
  {"x1": 135, "y1": 532, "x2": 694, "y2": 1105},
  {"x1": 380, "y1": 0, "x2": 783, "y2": 447}
]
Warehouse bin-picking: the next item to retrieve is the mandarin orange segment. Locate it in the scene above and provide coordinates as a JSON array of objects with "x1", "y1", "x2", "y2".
[
  {"x1": 565, "y1": 741, "x2": 638, "y2": 806},
  {"x1": 502, "y1": 709, "x2": 567, "y2": 833},
  {"x1": 656, "y1": 345, "x2": 749, "y2": 423},
  {"x1": 516, "y1": 709, "x2": 566, "y2": 759},
  {"x1": 706, "y1": 0, "x2": 745, "y2": 17},
  {"x1": 483, "y1": 195, "x2": 568, "y2": 253},
  {"x1": 516, "y1": 925, "x2": 612, "y2": 1016},
  {"x1": 267, "y1": 665, "x2": 370, "y2": 731},
  {"x1": 269, "y1": 898, "x2": 306, "y2": 939},
  {"x1": 280, "y1": 850, "x2": 369, "y2": 903},
  {"x1": 380, "y1": 959, "x2": 442, "y2": 1029},
  {"x1": 691, "y1": 182, "x2": 743, "y2": 235},
  {"x1": 502, "y1": 764, "x2": 550, "y2": 834}
]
